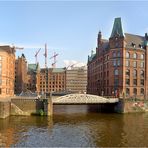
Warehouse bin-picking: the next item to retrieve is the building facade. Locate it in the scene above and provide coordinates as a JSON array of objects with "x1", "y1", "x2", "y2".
[
  {"x1": 37, "y1": 68, "x2": 66, "y2": 94},
  {"x1": 66, "y1": 66, "x2": 87, "y2": 93},
  {"x1": 0, "y1": 46, "x2": 15, "y2": 97},
  {"x1": 15, "y1": 54, "x2": 27, "y2": 94},
  {"x1": 27, "y1": 63, "x2": 40, "y2": 93},
  {"x1": 87, "y1": 17, "x2": 148, "y2": 99}
]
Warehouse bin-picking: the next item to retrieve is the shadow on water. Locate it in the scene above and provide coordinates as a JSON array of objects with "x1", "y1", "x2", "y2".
[{"x1": 53, "y1": 104, "x2": 116, "y2": 115}]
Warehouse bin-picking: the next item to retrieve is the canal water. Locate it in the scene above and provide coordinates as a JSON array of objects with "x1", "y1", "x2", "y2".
[{"x1": 1, "y1": 105, "x2": 148, "y2": 147}]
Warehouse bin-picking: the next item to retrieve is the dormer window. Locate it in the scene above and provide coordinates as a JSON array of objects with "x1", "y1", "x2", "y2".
[
  {"x1": 131, "y1": 42, "x2": 136, "y2": 48},
  {"x1": 139, "y1": 44, "x2": 142, "y2": 48}
]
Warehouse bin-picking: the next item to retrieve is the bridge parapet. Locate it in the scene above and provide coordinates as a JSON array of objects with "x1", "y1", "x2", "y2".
[{"x1": 53, "y1": 94, "x2": 119, "y2": 104}]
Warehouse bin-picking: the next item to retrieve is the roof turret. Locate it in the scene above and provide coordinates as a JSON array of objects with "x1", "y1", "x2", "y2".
[{"x1": 110, "y1": 17, "x2": 124, "y2": 38}]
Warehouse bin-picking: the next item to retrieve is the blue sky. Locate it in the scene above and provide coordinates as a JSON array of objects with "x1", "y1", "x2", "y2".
[{"x1": 0, "y1": 1, "x2": 148, "y2": 68}]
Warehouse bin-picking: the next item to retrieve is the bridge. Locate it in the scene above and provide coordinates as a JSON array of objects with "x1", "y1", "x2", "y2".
[{"x1": 52, "y1": 94, "x2": 119, "y2": 104}]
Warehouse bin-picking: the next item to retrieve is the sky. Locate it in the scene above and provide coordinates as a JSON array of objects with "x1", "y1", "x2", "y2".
[{"x1": 0, "y1": 1, "x2": 148, "y2": 68}]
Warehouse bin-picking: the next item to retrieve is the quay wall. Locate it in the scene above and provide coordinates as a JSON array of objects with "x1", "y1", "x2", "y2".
[
  {"x1": 11, "y1": 98, "x2": 53, "y2": 116},
  {"x1": 115, "y1": 99, "x2": 148, "y2": 113},
  {"x1": 0, "y1": 97, "x2": 53, "y2": 118}
]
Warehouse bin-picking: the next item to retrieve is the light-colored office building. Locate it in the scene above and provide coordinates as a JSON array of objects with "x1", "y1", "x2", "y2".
[{"x1": 66, "y1": 66, "x2": 87, "y2": 93}]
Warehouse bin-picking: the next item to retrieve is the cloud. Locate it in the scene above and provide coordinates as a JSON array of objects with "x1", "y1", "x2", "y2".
[{"x1": 63, "y1": 60, "x2": 86, "y2": 69}]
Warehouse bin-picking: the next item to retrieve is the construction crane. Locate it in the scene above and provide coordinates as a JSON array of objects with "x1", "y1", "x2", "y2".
[
  {"x1": 11, "y1": 44, "x2": 24, "y2": 50},
  {"x1": 66, "y1": 62, "x2": 79, "y2": 70},
  {"x1": 50, "y1": 52, "x2": 58, "y2": 68},
  {"x1": 35, "y1": 48, "x2": 41, "y2": 64},
  {"x1": 44, "y1": 44, "x2": 48, "y2": 68}
]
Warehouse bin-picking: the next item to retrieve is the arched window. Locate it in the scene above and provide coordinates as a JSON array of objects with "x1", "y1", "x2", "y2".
[
  {"x1": 133, "y1": 69, "x2": 137, "y2": 77},
  {"x1": 114, "y1": 69, "x2": 119, "y2": 75},
  {"x1": 133, "y1": 88, "x2": 137, "y2": 95},
  {"x1": 126, "y1": 69, "x2": 130, "y2": 76},
  {"x1": 126, "y1": 52, "x2": 130, "y2": 58},
  {"x1": 141, "y1": 88, "x2": 144, "y2": 95},
  {"x1": 141, "y1": 54, "x2": 144, "y2": 59},
  {"x1": 126, "y1": 88, "x2": 130, "y2": 96},
  {"x1": 141, "y1": 70, "x2": 144, "y2": 77},
  {"x1": 126, "y1": 60, "x2": 130, "y2": 66},
  {"x1": 133, "y1": 53, "x2": 137, "y2": 59},
  {"x1": 140, "y1": 62, "x2": 144, "y2": 68},
  {"x1": 133, "y1": 61, "x2": 137, "y2": 68}
]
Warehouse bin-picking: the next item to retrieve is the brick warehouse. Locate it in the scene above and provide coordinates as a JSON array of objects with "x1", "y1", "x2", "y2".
[{"x1": 87, "y1": 17, "x2": 148, "y2": 99}]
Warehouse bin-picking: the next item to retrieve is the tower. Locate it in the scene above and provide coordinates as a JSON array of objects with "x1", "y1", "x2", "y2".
[{"x1": 109, "y1": 17, "x2": 124, "y2": 49}]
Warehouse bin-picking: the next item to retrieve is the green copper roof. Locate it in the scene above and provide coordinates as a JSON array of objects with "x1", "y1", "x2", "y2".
[
  {"x1": 110, "y1": 17, "x2": 124, "y2": 38},
  {"x1": 52, "y1": 68, "x2": 65, "y2": 73},
  {"x1": 28, "y1": 63, "x2": 39, "y2": 72}
]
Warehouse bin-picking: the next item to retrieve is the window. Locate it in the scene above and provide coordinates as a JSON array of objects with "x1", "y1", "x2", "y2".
[
  {"x1": 114, "y1": 79, "x2": 119, "y2": 86},
  {"x1": 126, "y1": 79, "x2": 130, "y2": 85},
  {"x1": 117, "y1": 51, "x2": 120, "y2": 57},
  {"x1": 141, "y1": 54, "x2": 144, "y2": 59},
  {"x1": 107, "y1": 71, "x2": 109, "y2": 77},
  {"x1": 133, "y1": 88, "x2": 137, "y2": 95},
  {"x1": 113, "y1": 52, "x2": 116, "y2": 58},
  {"x1": 141, "y1": 88, "x2": 144, "y2": 95},
  {"x1": 133, "y1": 61, "x2": 137, "y2": 68},
  {"x1": 113, "y1": 60, "x2": 116, "y2": 66},
  {"x1": 141, "y1": 62, "x2": 144, "y2": 68},
  {"x1": 107, "y1": 55, "x2": 109, "y2": 60},
  {"x1": 133, "y1": 53, "x2": 137, "y2": 59},
  {"x1": 141, "y1": 70, "x2": 144, "y2": 77},
  {"x1": 133, "y1": 70, "x2": 137, "y2": 77},
  {"x1": 117, "y1": 59, "x2": 120, "y2": 66},
  {"x1": 126, "y1": 69, "x2": 130, "y2": 76},
  {"x1": 114, "y1": 69, "x2": 119, "y2": 75},
  {"x1": 133, "y1": 79, "x2": 137, "y2": 86},
  {"x1": 126, "y1": 52, "x2": 130, "y2": 58},
  {"x1": 126, "y1": 60, "x2": 130, "y2": 67},
  {"x1": 141, "y1": 79, "x2": 144, "y2": 86},
  {"x1": 107, "y1": 80, "x2": 109, "y2": 85},
  {"x1": 126, "y1": 88, "x2": 130, "y2": 96},
  {"x1": 115, "y1": 42, "x2": 119, "y2": 48}
]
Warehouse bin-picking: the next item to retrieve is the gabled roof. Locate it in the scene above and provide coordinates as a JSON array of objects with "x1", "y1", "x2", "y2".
[
  {"x1": 124, "y1": 33, "x2": 145, "y2": 49},
  {"x1": 110, "y1": 17, "x2": 124, "y2": 38}
]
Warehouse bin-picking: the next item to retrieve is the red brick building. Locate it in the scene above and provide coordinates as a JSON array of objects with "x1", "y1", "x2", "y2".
[
  {"x1": 87, "y1": 17, "x2": 148, "y2": 99},
  {"x1": 15, "y1": 54, "x2": 27, "y2": 94},
  {"x1": 37, "y1": 68, "x2": 66, "y2": 94}
]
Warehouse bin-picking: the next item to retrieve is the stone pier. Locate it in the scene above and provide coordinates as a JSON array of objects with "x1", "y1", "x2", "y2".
[{"x1": 0, "y1": 101, "x2": 11, "y2": 119}]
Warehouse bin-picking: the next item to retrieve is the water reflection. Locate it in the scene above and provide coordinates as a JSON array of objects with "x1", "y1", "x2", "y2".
[{"x1": 0, "y1": 105, "x2": 148, "y2": 147}]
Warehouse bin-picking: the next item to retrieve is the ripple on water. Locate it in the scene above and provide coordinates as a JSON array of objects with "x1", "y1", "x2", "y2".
[{"x1": 0, "y1": 107, "x2": 148, "y2": 147}]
